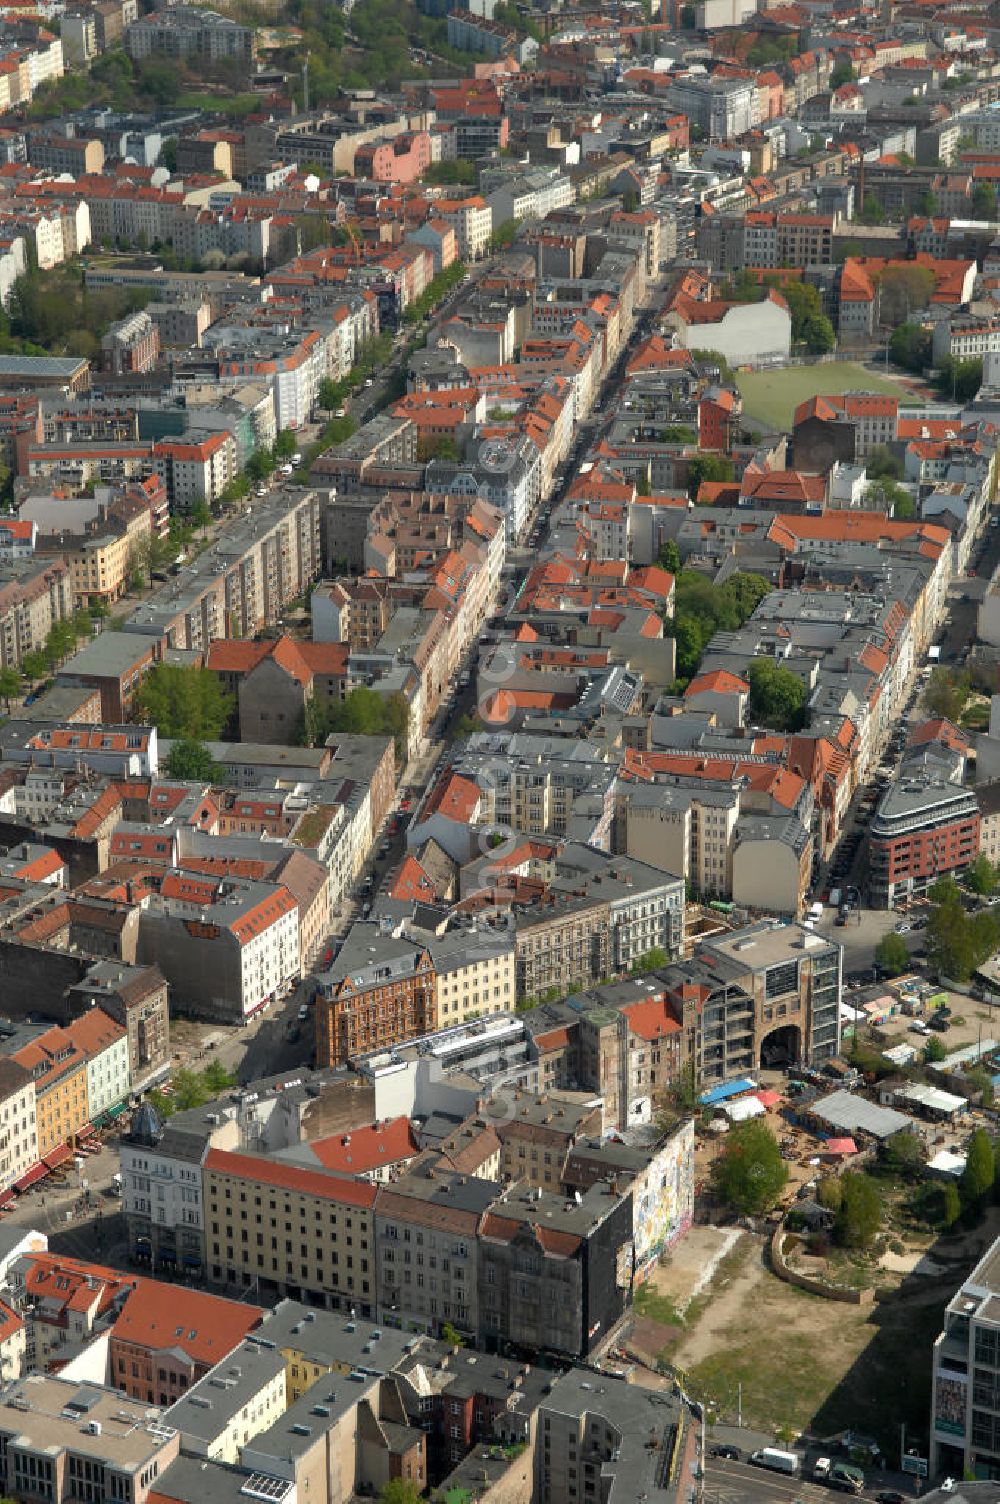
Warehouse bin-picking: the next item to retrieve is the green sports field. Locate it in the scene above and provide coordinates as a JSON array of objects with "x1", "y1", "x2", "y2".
[{"x1": 736, "y1": 362, "x2": 919, "y2": 431}]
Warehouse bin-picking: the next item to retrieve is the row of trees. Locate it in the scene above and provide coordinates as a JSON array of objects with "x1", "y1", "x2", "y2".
[
  {"x1": 317, "y1": 333, "x2": 394, "y2": 414},
  {"x1": 14, "y1": 606, "x2": 111, "y2": 692},
  {"x1": 301, "y1": 685, "x2": 411, "y2": 759},
  {"x1": 404, "y1": 260, "x2": 466, "y2": 326}
]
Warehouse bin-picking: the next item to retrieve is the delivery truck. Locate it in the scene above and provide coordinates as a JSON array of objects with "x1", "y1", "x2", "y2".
[{"x1": 750, "y1": 1448, "x2": 800, "y2": 1476}]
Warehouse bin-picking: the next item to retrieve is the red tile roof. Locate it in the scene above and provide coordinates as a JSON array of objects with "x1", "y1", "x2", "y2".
[
  {"x1": 112, "y1": 1280, "x2": 263, "y2": 1365},
  {"x1": 203, "y1": 1149, "x2": 378, "y2": 1206},
  {"x1": 309, "y1": 1117, "x2": 419, "y2": 1175}
]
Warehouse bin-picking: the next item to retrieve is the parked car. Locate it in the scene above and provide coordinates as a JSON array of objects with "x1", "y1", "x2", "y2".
[
  {"x1": 876, "y1": 1493, "x2": 907, "y2": 1504},
  {"x1": 711, "y1": 1445, "x2": 741, "y2": 1461},
  {"x1": 813, "y1": 1458, "x2": 832, "y2": 1480},
  {"x1": 297, "y1": 1004, "x2": 309, "y2": 1022}
]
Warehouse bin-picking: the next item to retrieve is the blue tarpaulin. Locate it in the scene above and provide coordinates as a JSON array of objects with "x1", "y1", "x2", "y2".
[{"x1": 699, "y1": 1077, "x2": 758, "y2": 1106}]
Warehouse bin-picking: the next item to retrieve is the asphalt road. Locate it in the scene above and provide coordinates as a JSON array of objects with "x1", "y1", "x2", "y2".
[
  {"x1": 704, "y1": 1461, "x2": 830, "y2": 1504},
  {"x1": 704, "y1": 1458, "x2": 921, "y2": 1504}
]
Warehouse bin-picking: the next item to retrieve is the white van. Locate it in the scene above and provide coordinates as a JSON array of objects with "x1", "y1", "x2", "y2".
[{"x1": 808, "y1": 901, "x2": 824, "y2": 922}]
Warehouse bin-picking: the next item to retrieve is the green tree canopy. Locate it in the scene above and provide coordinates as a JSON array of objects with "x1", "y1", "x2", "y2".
[
  {"x1": 962, "y1": 1127, "x2": 995, "y2": 1206},
  {"x1": 924, "y1": 667, "x2": 971, "y2": 723},
  {"x1": 867, "y1": 477, "x2": 916, "y2": 518},
  {"x1": 378, "y1": 1482, "x2": 421, "y2": 1504},
  {"x1": 710, "y1": 1119, "x2": 788, "y2": 1216},
  {"x1": 877, "y1": 1130, "x2": 926, "y2": 1181},
  {"x1": 246, "y1": 449, "x2": 272, "y2": 483},
  {"x1": 667, "y1": 571, "x2": 771, "y2": 680},
  {"x1": 746, "y1": 659, "x2": 807, "y2": 731},
  {"x1": 658, "y1": 539, "x2": 681, "y2": 576},
  {"x1": 136, "y1": 665, "x2": 233, "y2": 740},
  {"x1": 924, "y1": 1034, "x2": 947, "y2": 1063},
  {"x1": 322, "y1": 686, "x2": 410, "y2": 759},
  {"x1": 0, "y1": 666, "x2": 20, "y2": 712},
  {"x1": 926, "y1": 892, "x2": 1000, "y2": 983},
  {"x1": 834, "y1": 1171, "x2": 882, "y2": 1248},
  {"x1": 973, "y1": 181, "x2": 997, "y2": 219},
  {"x1": 889, "y1": 322, "x2": 931, "y2": 373},
  {"x1": 874, "y1": 932, "x2": 911, "y2": 977},
  {"x1": 967, "y1": 855, "x2": 998, "y2": 896},
  {"x1": 165, "y1": 738, "x2": 221, "y2": 783},
  {"x1": 687, "y1": 453, "x2": 735, "y2": 499},
  {"x1": 876, "y1": 264, "x2": 935, "y2": 326},
  {"x1": 780, "y1": 280, "x2": 836, "y2": 354},
  {"x1": 935, "y1": 356, "x2": 983, "y2": 402},
  {"x1": 20, "y1": 649, "x2": 48, "y2": 684}
]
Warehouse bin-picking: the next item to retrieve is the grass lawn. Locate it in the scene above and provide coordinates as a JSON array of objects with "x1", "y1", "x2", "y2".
[
  {"x1": 736, "y1": 362, "x2": 919, "y2": 431},
  {"x1": 176, "y1": 91, "x2": 260, "y2": 116}
]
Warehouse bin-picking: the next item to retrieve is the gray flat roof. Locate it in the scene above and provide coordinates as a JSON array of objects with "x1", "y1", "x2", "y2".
[
  {"x1": 811, "y1": 1089, "x2": 913, "y2": 1140},
  {"x1": 59, "y1": 630, "x2": 155, "y2": 679},
  {"x1": 165, "y1": 1341, "x2": 286, "y2": 1441},
  {"x1": 0, "y1": 355, "x2": 88, "y2": 376},
  {"x1": 253, "y1": 1301, "x2": 417, "y2": 1375}
]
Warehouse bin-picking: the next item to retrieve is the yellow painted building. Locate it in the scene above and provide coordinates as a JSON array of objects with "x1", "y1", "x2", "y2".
[{"x1": 12, "y1": 1026, "x2": 89, "y2": 1158}]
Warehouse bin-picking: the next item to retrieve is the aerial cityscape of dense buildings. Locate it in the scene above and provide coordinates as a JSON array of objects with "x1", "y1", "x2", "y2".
[{"x1": 0, "y1": 0, "x2": 997, "y2": 1500}]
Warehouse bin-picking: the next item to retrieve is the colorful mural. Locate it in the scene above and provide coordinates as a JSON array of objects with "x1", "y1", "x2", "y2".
[{"x1": 633, "y1": 1119, "x2": 695, "y2": 1282}]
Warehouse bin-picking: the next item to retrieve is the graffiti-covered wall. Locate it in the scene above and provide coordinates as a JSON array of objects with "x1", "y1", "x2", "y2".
[{"x1": 633, "y1": 1118, "x2": 695, "y2": 1281}]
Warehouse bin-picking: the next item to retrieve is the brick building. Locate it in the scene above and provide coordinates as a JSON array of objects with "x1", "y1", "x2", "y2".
[
  {"x1": 869, "y1": 773, "x2": 981, "y2": 906},
  {"x1": 314, "y1": 930, "x2": 437, "y2": 1068},
  {"x1": 109, "y1": 1280, "x2": 264, "y2": 1407}
]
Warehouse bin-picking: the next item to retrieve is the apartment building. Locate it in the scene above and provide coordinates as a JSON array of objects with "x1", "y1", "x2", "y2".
[
  {"x1": 0, "y1": 557, "x2": 73, "y2": 671},
  {"x1": 0, "y1": 1374, "x2": 181, "y2": 1504},
  {"x1": 743, "y1": 211, "x2": 835, "y2": 269},
  {"x1": 374, "y1": 1167, "x2": 497, "y2": 1340},
  {"x1": 660, "y1": 920, "x2": 842, "y2": 1089},
  {"x1": 314, "y1": 929, "x2": 437, "y2": 1068},
  {"x1": 65, "y1": 1007, "x2": 129, "y2": 1122},
  {"x1": 931, "y1": 1231, "x2": 1000, "y2": 1481},
  {"x1": 432, "y1": 197, "x2": 492, "y2": 261},
  {"x1": 666, "y1": 74, "x2": 757, "y2": 139},
  {"x1": 66, "y1": 962, "x2": 170, "y2": 1099},
  {"x1": 124, "y1": 6, "x2": 255, "y2": 62},
  {"x1": 122, "y1": 1103, "x2": 213, "y2": 1276},
  {"x1": 126, "y1": 488, "x2": 322, "y2": 652},
  {"x1": 26, "y1": 134, "x2": 103, "y2": 176},
  {"x1": 101, "y1": 311, "x2": 159, "y2": 376},
  {"x1": 869, "y1": 773, "x2": 981, "y2": 907},
  {"x1": 201, "y1": 1146, "x2": 379, "y2": 1315},
  {"x1": 426, "y1": 931, "x2": 515, "y2": 1027},
  {"x1": 535, "y1": 1369, "x2": 688, "y2": 1504},
  {"x1": 33, "y1": 491, "x2": 151, "y2": 609},
  {"x1": 110, "y1": 1281, "x2": 264, "y2": 1409},
  {"x1": 10, "y1": 1025, "x2": 88, "y2": 1159},
  {"x1": 0, "y1": 1059, "x2": 35, "y2": 1194},
  {"x1": 137, "y1": 874, "x2": 300, "y2": 1025},
  {"x1": 478, "y1": 1179, "x2": 633, "y2": 1358},
  {"x1": 164, "y1": 1339, "x2": 285, "y2": 1465},
  {"x1": 153, "y1": 432, "x2": 239, "y2": 512},
  {"x1": 254, "y1": 1299, "x2": 415, "y2": 1403}
]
